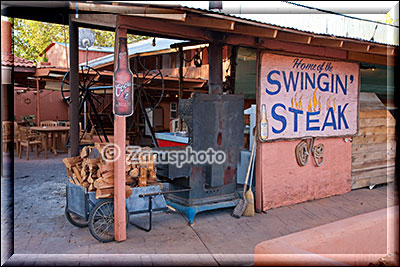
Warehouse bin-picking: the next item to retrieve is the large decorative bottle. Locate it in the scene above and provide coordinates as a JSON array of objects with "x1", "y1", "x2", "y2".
[
  {"x1": 260, "y1": 104, "x2": 268, "y2": 140},
  {"x1": 113, "y1": 37, "x2": 133, "y2": 116}
]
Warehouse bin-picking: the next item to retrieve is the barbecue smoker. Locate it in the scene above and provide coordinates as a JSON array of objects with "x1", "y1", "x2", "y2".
[{"x1": 155, "y1": 93, "x2": 244, "y2": 224}]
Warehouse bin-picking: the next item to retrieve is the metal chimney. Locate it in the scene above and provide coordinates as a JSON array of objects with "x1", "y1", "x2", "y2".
[
  {"x1": 209, "y1": 1, "x2": 222, "y2": 12},
  {"x1": 1, "y1": 18, "x2": 12, "y2": 54}
]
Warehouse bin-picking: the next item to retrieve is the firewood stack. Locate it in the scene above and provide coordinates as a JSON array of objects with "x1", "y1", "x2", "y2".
[{"x1": 63, "y1": 144, "x2": 159, "y2": 199}]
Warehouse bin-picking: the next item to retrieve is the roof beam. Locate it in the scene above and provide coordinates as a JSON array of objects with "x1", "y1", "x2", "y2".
[
  {"x1": 367, "y1": 46, "x2": 397, "y2": 56},
  {"x1": 116, "y1": 15, "x2": 212, "y2": 42},
  {"x1": 233, "y1": 24, "x2": 278, "y2": 39},
  {"x1": 341, "y1": 41, "x2": 371, "y2": 52},
  {"x1": 310, "y1": 37, "x2": 343, "y2": 48},
  {"x1": 169, "y1": 14, "x2": 235, "y2": 31},
  {"x1": 275, "y1": 31, "x2": 313, "y2": 45},
  {"x1": 225, "y1": 34, "x2": 347, "y2": 60},
  {"x1": 71, "y1": 13, "x2": 117, "y2": 29},
  {"x1": 72, "y1": 2, "x2": 186, "y2": 21},
  {"x1": 348, "y1": 51, "x2": 395, "y2": 66}
]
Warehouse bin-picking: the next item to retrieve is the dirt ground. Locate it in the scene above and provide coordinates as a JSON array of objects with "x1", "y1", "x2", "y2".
[{"x1": 3, "y1": 151, "x2": 398, "y2": 266}]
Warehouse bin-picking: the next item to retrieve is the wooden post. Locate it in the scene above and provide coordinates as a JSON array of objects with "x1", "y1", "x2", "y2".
[
  {"x1": 229, "y1": 46, "x2": 238, "y2": 94},
  {"x1": 208, "y1": 42, "x2": 223, "y2": 94},
  {"x1": 69, "y1": 16, "x2": 80, "y2": 157},
  {"x1": 178, "y1": 46, "x2": 184, "y2": 131},
  {"x1": 1, "y1": 18, "x2": 14, "y2": 260},
  {"x1": 113, "y1": 26, "x2": 127, "y2": 242},
  {"x1": 36, "y1": 78, "x2": 40, "y2": 125}
]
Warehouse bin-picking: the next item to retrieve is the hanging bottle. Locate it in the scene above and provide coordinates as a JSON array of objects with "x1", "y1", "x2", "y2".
[
  {"x1": 113, "y1": 37, "x2": 134, "y2": 116},
  {"x1": 260, "y1": 104, "x2": 268, "y2": 140}
]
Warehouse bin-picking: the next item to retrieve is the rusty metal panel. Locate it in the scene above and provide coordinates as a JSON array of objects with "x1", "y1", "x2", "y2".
[
  {"x1": 191, "y1": 93, "x2": 244, "y2": 188},
  {"x1": 159, "y1": 93, "x2": 244, "y2": 206}
]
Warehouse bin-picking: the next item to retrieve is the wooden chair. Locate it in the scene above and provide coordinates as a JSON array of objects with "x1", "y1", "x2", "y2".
[
  {"x1": 2, "y1": 121, "x2": 13, "y2": 152},
  {"x1": 40, "y1": 120, "x2": 57, "y2": 127},
  {"x1": 14, "y1": 121, "x2": 20, "y2": 152},
  {"x1": 18, "y1": 127, "x2": 47, "y2": 160},
  {"x1": 59, "y1": 121, "x2": 70, "y2": 127},
  {"x1": 80, "y1": 126, "x2": 96, "y2": 145}
]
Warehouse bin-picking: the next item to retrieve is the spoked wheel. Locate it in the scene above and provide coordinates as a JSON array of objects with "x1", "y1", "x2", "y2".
[
  {"x1": 133, "y1": 56, "x2": 165, "y2": 114},
  {"x1": 61, "y1": 65, "x2": 111, "y2": 142},
  {"x1": 88, "y1": 199, "x2": 129, "y2": 243},
  {"x1": 65, "y1": 207, "x2": 89, "y2": 228},
  {"x1": 61, "y1": 66, "x2": 106, "y2": 102}
]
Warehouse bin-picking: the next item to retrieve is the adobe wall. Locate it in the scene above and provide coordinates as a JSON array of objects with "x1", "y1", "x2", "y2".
[{"x1": 255, "y1": 137, "x2": 352, "y2": 211}]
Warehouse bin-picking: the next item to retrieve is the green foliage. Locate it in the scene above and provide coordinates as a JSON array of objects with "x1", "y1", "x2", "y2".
[
  {"x1": 21, "y1": 115, "x2": 36, "y2": 127},
  {"x1": 11, "y1": 18, "x2": 149, "y2": 64},
  {"x1": 12, "y1": 18, "x2": 69, "y2": 64}
]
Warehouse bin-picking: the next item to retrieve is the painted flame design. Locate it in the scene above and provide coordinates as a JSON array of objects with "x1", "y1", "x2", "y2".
[
  {"x1": 308, "y1": 88, "x2": 320, "y2": 112},
  {"x1": 326, "y1": 96, "x2": 332, "y2": 111},
  {"x1": 333, "y1": 98, "x2": 336, "y2": 111},
  {"x1": 318, "y1": 96, "x2": 321, "y2": 111},
  {"x1": 312, "y1": 89, "x2": 317, "y2": 111},
  {"x1": 291, "y1": 92, "x2": 304, "y2": 111},
  {"x1": 298, "y1": 95, "x2": 303, "y2": 110}
]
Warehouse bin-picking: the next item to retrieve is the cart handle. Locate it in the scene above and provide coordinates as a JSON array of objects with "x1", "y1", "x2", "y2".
[{"x1": 131, "y1": 188, "x2": 191, "y2": 232}]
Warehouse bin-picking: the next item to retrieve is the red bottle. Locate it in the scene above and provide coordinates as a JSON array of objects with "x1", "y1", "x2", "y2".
[{"x1": 113, "y1": 37, "x2": 134, "y2": 116}]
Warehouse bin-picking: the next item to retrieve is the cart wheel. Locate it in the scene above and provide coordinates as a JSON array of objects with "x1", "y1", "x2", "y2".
[
  {"x1": 65, "y1": 207, "x2": 88, "y2": 228},
  {"x1": 88, "y1": 199, "x2": 129, "y2": 243}
]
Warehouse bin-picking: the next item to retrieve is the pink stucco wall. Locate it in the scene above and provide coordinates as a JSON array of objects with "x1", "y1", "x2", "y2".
[
  {"x1": 255, "y1": 137, "x2": 352, "y2": 212},
  {"x1": 14, "y1": 90, "x2": 69, "y2": 122}
]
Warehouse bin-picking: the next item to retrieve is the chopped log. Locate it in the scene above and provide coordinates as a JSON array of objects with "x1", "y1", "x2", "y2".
[
  {"x1": 139, "y1": 167, "x2": 147, "y2": 187},
  {"x1": 71, "y1": 175, "x2": 80, "y2": 185},
  {"x1": 80, "y1": 146, "x2": 90, "y2": 158},
  {"x1": 126, "y1": 176, "x2": 135, "y2": 184},
  {"x1": 99, "y1": 162, "x2": 113, "y2": 173},
  {"x1": 148, "y1": 169, "x2": 157, "y2": 183},
  {"x1": 94, "y1": 178, "x2": 114, "y2": 189},
  {"x1": 72, "y1": 167, "x2": 83, "y2": 184},
  {"x1": 96, "y1": 188, "x2": 114, "y2": 199},
  {"x1": 101, "y1": 171, "x2": 114, "y2": 180},
  {"x1": 128, "y1": 168, "x2": 139, "y2": 178},
  {"x1": 126, "y1": 186, "x2": 132, "y2": 198},
  {"x1": 63, "y1": 156, "x2": 81, "y2": 169},
  {"x1": 95, "y1": 186, "x2": 132, "y2": 199},
  {"x1": 87, "y1": 158, "x2": 100, "y2": 168},
  {"x1": 63, "y1": 159, "x2": 74, "y2": 177},
  {"x1": 80, "y1": 168, "x2": 88, "y2": 182},
  {"x1": 90, "y1": 170, "x2": 97, "y2": 178},
  {"x1": 87, "y1": 175, "x2": 94, "y2": 184},
  {"x1": 88, "y1": 183, "x2": 95, "y2": 192}
]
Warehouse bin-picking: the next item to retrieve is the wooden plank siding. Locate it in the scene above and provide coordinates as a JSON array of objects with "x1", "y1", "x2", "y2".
[{"x1": 351, "y1": 93, "x2": 396, "y2": 189}]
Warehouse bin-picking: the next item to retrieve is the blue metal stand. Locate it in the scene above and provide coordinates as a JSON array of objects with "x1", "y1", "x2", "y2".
[{"x1": 166, "y1": 199, "x2": 239, "y2": 225}]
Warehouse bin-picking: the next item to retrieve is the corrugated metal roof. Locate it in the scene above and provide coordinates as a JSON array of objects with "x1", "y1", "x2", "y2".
[
  {"x1": 85, "y1": 37, "x2": 189, "y2": 68},
  {"x1": 176, "y1": 4, "x2": 398, "y2": 46},
  {"x1": 87, "y1": 1, "x2": 398, "y2": 46},
  {"x1": 53, "y1": 42, "x2": 115, "y2": 53}
]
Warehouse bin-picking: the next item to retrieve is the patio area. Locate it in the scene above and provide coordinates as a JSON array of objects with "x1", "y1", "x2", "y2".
[{"x1": 2, "y1": 152, "x2": 398, "y2": 266}]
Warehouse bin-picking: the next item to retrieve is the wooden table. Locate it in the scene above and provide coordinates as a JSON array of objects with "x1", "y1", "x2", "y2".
[{"x1": 31, "y1": 126, "x2": 70, "y2": 157}]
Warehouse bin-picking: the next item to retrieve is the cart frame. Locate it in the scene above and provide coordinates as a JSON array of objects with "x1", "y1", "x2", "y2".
[{"x1": 65, "y1": 182, "x2": 169, "y2": 242}]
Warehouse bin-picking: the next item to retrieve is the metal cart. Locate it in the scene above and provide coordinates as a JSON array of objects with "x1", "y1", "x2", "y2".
[{"x1": 65, "y1": 182, "x2": 168, "y2": 242}]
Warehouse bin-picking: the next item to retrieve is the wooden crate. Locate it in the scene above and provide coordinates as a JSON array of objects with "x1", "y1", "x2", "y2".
[{"x1": 351, "y1": 93, "x2": 396, "y2": 189}]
